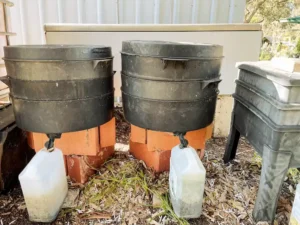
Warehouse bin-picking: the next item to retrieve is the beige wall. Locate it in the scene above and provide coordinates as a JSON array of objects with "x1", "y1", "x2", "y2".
[{"x1": 213, "y1": 95, "x2": 234, "y2": 137}]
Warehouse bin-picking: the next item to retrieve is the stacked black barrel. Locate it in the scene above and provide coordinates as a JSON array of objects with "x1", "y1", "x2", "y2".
[
  {"x1": 224, "y1": 61, "x2": 300, "y2": 223},
  {"x1": 3, "y1": 45, "x2": 114, "y2": 142},
  {"x1": 121, "y1": 41, "x2": 223, "y2": 133}
]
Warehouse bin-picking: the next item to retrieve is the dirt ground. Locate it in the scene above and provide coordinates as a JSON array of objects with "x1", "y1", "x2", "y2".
[{"x1": 0, "y1": 108, "x2": 297, "y2": 225}]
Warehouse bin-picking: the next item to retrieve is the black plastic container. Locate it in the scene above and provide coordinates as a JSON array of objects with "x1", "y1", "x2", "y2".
[
  {"x1": 3, "y1": 45, "x2": 114, "y2": 133},
  {"x1": 121, "y1": 40, "x2": 223, "y2": 132}
]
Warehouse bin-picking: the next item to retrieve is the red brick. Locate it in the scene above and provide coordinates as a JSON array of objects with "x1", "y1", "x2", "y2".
[
  {"x1": 27, "y1": 118, "x2": 116, "y2": 156},
  {"x1": 129, "y1": 141, "x2": 170, "y2": 173},
  {"x1": 198, "y1": 149, "x2": 205, "y2": 160},
  {"x1": 129, "y1": 124, "x2": 213, "y2": 172},
  {"x1": 66, "y1": 146, "x2": 114, "y2": 183},
  {"x1": 30, "y1": 128, "x2": 99, "y2": 155},
  {"x1": 130, "y1": 125, "x2": 146, "y2": 144},
  {"x1": 146, "y1": 128, "x2": 206, "y2": 151},
  {"x1": 100, "y1": 118, "x2": 116, "y2": 148},
  {"x1": 205, "y1": 123, "x2": 213, "y2": 141},
  {"x1": 64, "y1": 156, "x2": 67, "y2": 175}
]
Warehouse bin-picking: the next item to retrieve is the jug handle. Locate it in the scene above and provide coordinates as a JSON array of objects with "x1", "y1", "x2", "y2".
[
  {"x1": 161, "y1": 58, "x2": 190, "y2": 69},
  {"x1": 0, "y1": 76, "x2": 10, "y2": 87}
]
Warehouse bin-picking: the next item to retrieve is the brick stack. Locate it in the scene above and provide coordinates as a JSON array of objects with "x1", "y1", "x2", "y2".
[
  {"x1": 130, "y1": 124, "x2": 213, "y2": 172},
  {"x1": 27, "y1": 118, "x2": 115, "y2": 184},
  {"x1": 27, "y1": 117, "x2": 213, "y2": 180}
]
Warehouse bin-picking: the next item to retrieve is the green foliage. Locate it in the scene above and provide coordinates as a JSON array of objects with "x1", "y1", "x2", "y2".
[
  {"x1": 245, "y1": 0, "x2": 292, "y2": 25},
  {"x1": 277, "y1": 42, "x2": 282, "y2": 52},
  {"x1": 246, "y1": 0, "x2": 300, "y2": 58},
  {"x1": 252, "y1": 152, "x2": 262, "y2": 166},
  {"x1": 259, "y1": 45, "x2": 274, "y2": 60},
  {"x1": 288, "y1": 168, "x2": 300, "y2": 184},
  {"x1": 151, "y1": 193, "x2": 189, "y2": 225},
  {"x1": 260, "y1": 51, "x2": 273, "y2": 60},
  {"x1": 296, "y1": 39, "x2": 300, "y2": 53}
]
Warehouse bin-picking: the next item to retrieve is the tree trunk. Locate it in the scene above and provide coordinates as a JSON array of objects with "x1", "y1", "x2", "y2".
[{"x1": 245, "y1": 0, "x2": 267, "y2": 23}]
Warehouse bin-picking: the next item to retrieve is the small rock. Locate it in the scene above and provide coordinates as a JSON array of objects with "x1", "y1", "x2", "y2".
[
  {"x1": 62, "y1": 189, "x2": 80, "y2": 208},
  {"x1": 152, "y1": 194, "x2": 162, "y2": 208},
  {"x1": 115, "y1": 143, "x2": 129, "y2": 152},
  {"x1": 289, "y1": 185, "x2": 295, "y2": 193}
]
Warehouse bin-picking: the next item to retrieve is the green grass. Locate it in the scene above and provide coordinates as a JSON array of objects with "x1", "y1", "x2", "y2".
[
  {"x1": 252, "y1": 152, "x2": 262, "y2": 167},
  {"x1": 288, "y1": 168, "x2": 300, "y2": 184},
  {"x1": 252, "y1": 152, "x2": 300, "y2": 185}
]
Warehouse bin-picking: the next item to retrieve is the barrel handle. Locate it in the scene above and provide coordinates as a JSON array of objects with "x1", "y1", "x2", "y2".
[
  {"x1": 93, "y1": 59, "x2": 112, "y2": 69},
  {"x1": 161, "y1": 58, "x2": 190, "y2": 69},
  {"x1": 201, "y1": 79, "x2": 222, "y2": 89},
  {"x1": 0, "y1": 76, "x2": 10, "y2": 87}
]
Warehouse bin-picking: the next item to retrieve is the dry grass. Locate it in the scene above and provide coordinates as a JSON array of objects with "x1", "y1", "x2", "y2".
[
  {"x1": 0, "y1": 138, "x2": 298, "y2": 225},
  {"x1": 57, "y1": 152, "x2": 188, "y2": 225}
]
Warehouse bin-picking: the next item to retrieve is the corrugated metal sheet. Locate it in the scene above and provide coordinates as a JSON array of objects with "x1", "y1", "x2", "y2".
[{"x1": 8, "y1": 0, "x2": 246, "y2": 45}]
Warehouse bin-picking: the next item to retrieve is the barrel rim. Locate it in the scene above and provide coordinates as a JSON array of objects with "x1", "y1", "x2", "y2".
[
  {"x1": 122, "y1": 40, "x2": 223, "y2": 48},
  {"x1": 3, "y1": 57, "x2": 114, "y2": 62},
  {"x1": 121, "y1": 72, "x2": 221, "y2": 82},
  {"x1": 7, "y1": 75, "x2": 115, "y2": 82},
  {"x1": 10, "y1": 91, "x2": 114, "y2": 102},
  {"x1": 121, "y1": 90, "x2": 219, "y2": 102},
  {"x1": 122, "y1": 40, "x2": 223, "y2": 58},
  {"x1": 120, "y1": 51, "x2": 224, "y2": 60},
  {"x1": 4, "y1": 45, "x2": 113, "y2": 61}
]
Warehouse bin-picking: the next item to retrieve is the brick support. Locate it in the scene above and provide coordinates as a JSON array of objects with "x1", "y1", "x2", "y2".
[
  {"x1": 66, "y1": 146, "x2": 114, "y2": 183},
  {"x1": 27, "y1": 118, "x2": 116, "y2": 183},
  {"x1": 129, "y1": 123, "x2": 213, "y2": 172}
]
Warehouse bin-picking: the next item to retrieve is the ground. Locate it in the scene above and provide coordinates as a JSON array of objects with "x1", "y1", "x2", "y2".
[{"x1": 0, "y1": 109, "x2": 297, "y2": 225}]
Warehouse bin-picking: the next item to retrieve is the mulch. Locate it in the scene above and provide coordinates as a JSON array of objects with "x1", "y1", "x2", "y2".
[{"x1": 0, "y1": 109, "x2": 297, "y2": 225}]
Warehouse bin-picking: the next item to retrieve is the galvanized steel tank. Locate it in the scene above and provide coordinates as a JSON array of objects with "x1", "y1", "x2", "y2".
[
  {"x1": 3, "y1": 45, "x2": 114, "y2": 133},
  {"x1": 121, "y1": 40, "x2": 223, "y2": 132}
]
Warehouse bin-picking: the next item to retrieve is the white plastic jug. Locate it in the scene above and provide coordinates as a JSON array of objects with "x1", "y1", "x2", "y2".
[
  {"x1": 19, "y1": 148, "x2": 68, "y2": 222},
  {"x1": 290, "y1": 184, "x2": 300, "y2": 225},
  {"x1": 169, "y1": 145, "x2": 206, "y2": 218}
]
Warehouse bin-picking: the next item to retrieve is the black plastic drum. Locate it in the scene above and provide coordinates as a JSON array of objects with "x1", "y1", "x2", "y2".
[
  {"x1": 121, "y1": 40, "x2": 223, "y2": 132},
  {"x1": 3, "y1": 45, "x2": 114, "y2": 133}
]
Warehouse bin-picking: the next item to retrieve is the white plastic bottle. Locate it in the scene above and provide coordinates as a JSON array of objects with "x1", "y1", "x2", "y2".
[
  {"x1": 290, "y1": 184, "x2": 300, "y2": 225},
  {"x1": 19, "y1": 148, "x2": 68, "y2": 222},
  {"x1": 169, "y1": 145, "x2": 206, "y2": 218}
]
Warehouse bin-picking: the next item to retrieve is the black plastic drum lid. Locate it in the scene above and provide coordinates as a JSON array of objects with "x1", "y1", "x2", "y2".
[
  {"x1": 4, "y1": 45, "x2": 112, "y2": 61},
  {"x1": 122, "y1": 40, "x2": 223, "y2": 59}
]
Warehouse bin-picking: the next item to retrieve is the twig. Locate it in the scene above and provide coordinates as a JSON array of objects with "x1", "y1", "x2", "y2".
[{"x1": 203, "y1": 212, "x2": 215, "y2": 222}]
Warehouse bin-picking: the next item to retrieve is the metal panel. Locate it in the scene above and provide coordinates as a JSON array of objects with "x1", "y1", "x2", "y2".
[
  {"x1": 83, "y1": 0, "x2": 98, "y2": 23},
  {"x1": 8, "y1": 0, "x2": 247, "y2": 44},
  {"x1": 158, "y1": 0, "x2": 172, "y2": 23},
  {"x1": 216, "y1": 0, "x2": 231, "y2": 23},
  {"x1": 230, "y1": 0, "x2": 246, "y2": 23},
  {"x1": 176, "y1": 0, "x2": 193, "y2": 24},
  {"x1": 119, "y1": 0, "x2": 135, "y2": 23},
  {"x1": 61, "y1": 0, "x2": 79, "y2": 23},
  {"x1": 136, "y1": 0, "x2": 155, "y2": 24}
]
